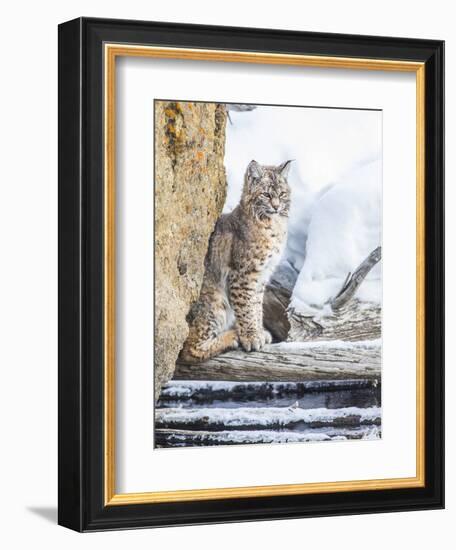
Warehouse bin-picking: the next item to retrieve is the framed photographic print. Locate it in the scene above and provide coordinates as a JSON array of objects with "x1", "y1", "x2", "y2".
[{"x1": 58, "y1": 17, "x2": 444, "y2": 531}]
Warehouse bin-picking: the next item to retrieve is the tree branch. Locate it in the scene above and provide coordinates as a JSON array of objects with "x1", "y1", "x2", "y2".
[{"x1": 330, "y1": 246, "x2": 382, "y2": 311}]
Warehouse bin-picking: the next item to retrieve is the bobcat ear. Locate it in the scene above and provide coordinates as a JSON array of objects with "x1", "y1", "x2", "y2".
[
  {"x1": 247, "y1": 160, "x2": 263, "y2": 180},
  {"x1": 278, "y1": 159, "x2": 294, "y2": 178}
]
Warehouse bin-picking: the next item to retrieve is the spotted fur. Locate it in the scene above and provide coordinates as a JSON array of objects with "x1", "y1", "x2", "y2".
[{"x1": 180, "y1": 159, "x2": 292, "y2": 362}]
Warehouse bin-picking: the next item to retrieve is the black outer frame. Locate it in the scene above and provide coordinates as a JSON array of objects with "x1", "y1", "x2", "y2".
[{"x1": 58, "y1": 17, "x2": 444, "y2": 532}]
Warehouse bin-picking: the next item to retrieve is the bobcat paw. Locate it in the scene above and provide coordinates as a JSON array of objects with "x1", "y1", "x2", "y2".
[
  {"x1": 263, "y1": 329, "x2": 272, "y2": 344},
  {"x1": 239, "y1": 331, "x2": 266, "y2": 352},
  {"x1": 228, "y1": 334, "x2": 240, "y2": 350},
  {"x1": 222, "y1": 329, "x2": 239, "y2": 351}
]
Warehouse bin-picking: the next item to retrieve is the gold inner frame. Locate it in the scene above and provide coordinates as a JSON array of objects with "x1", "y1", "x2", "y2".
[{"x1": 104, "y1": 44, "x2": 426, "y2": 506}]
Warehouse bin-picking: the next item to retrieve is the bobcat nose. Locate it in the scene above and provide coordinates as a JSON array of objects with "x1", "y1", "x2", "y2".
[{"x1": 271, "y1": 198, "x2": 280, "y2": 211}]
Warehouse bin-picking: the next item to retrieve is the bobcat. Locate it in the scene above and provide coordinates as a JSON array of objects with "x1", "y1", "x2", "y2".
[{"x1": 180, "y1": 159, "x2": 292, "y2": 362}]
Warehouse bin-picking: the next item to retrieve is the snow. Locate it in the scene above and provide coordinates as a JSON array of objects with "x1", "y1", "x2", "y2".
[
  {"x1": 271, "y1": 339, "x2": 381, "y2": 351},
  {"x1": 156, "y1": 405, "x2": 381, "y2": 427},
  {"x1": 224, "y1": 105, "x2": 382, "y2": 315},
  {"x1": 290, "y1": 160, "x2": 382, "y2": 314}
]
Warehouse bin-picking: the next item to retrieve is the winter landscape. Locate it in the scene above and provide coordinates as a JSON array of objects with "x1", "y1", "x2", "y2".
[{"x1": 154, "y1": 101, "x2": 382, "y2": 449}]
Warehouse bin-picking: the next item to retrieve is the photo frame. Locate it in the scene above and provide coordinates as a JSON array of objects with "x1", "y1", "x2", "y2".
[{"x1": 58, "y1": 17, "x2": 444, "y2": 531}]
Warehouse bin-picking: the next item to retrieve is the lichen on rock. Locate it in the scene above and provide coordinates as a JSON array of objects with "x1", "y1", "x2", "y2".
[{"x1": 154, "y1": 101, "x2": 227, "y2": 401}]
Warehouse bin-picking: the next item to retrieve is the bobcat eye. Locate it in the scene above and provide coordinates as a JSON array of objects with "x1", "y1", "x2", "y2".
[
  {"x1": 263, "y1": 192, "x2": 271, "y2": 198},
  {"x1": 279, "y1": 192, "x2": 287, "y2": 198}
]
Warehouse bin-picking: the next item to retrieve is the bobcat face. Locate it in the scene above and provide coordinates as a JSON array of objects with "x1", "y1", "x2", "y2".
[{"x1": 244, "y1": 160, "x2": 292, "y2": 219}]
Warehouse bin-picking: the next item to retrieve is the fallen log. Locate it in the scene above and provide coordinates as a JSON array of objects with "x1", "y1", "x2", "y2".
[
  {"x1": 159, "y1": 379, "x2": 379, "y2": 402},
  {"x1": 174, "y1": 341, "x2": 381, "y2": 382},
  {"x1": 155, "y1": 405, "x2": 381, "y2": 432},
  {"x1": 288, "y1": 300, "x2": 381, "y2": 342},
  {"x1": 155, "y1": 426, "x2": 381, "y2": 447},
  {"x1": 262, "y1": 249, "x2": 382, "y2": 343}
]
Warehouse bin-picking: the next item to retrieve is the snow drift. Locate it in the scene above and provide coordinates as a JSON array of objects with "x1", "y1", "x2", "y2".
[{"x1": 224, "y1": 105, "x2": 382, "y2": 316}]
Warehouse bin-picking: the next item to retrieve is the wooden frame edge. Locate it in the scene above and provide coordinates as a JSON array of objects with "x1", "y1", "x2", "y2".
[{"x1": 103, "y1": 43, "x2": 426, "y2": 506}]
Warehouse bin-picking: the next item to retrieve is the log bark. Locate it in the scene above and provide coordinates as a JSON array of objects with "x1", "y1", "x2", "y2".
[
  {"x1": 263, "y1": 261, "x2": 297, "y2": 341},
  {"x1": 155, "y1": 405, "x2": 381, "y2": 432},
  {"x1": 175, "y1": 342, "x2": 380, "y2": 382},
  {"x1": 155, "y1": 427, "x2": 380, "y2": 446},
  {"x1": 159, "y1": 379, "x2": 379, "y2": 402},
  {"x1": 288, "y1": 300, "x2": 381, "y2": 342}
]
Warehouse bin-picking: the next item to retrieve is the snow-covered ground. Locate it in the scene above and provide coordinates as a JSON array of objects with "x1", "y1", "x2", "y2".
[{"x1": 225, "y1": 105, "x2": 382, "y2": 315}]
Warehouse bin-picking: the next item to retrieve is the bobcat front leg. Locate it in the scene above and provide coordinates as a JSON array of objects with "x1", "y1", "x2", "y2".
[
  {"x1": 229, "y1": 273, "x2": 268, "y2": 352},
  {"x1": 255, "y1": 283, "x2": 272, "y2": 345}
]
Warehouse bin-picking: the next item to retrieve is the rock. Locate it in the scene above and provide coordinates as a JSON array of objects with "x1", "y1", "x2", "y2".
[{"x1": 154, "y1": 101, "x2": 227, "y2": 401}]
